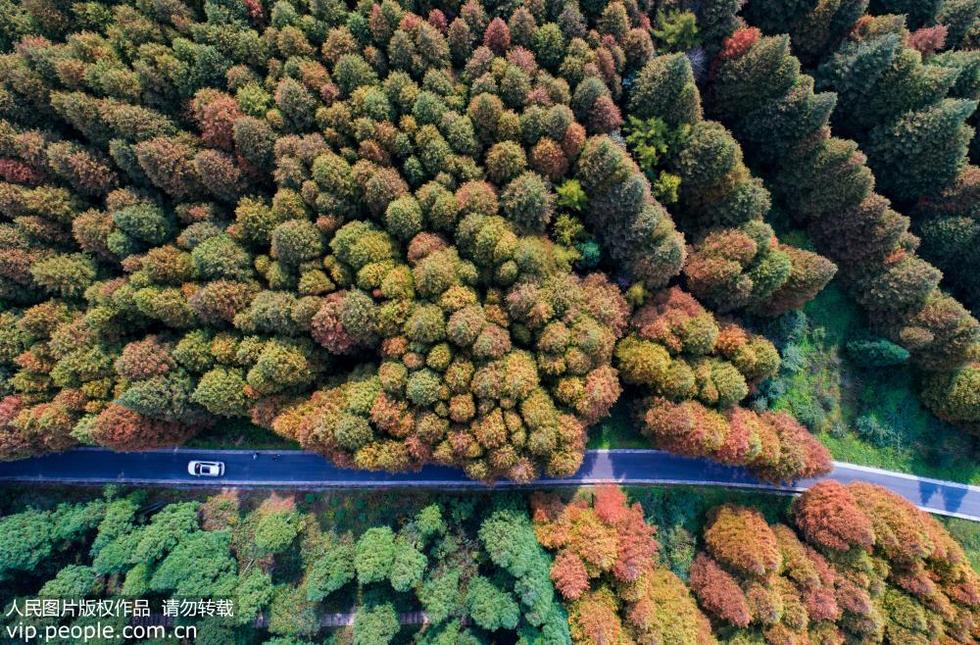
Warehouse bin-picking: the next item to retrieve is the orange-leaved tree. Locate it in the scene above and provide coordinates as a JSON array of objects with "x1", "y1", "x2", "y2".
[{"x1": 532, "y1": 485, "x2": 714, "y2": 644}]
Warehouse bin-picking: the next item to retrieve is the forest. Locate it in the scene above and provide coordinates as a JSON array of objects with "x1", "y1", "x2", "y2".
[
  {"x1": 0, "y1": 0, "x2": 979, "y2": 640},
  {"x1": 1, "y1": 483, "x2": 978, "y2": 644},
  {"x1": 0, "y1": 0, "x2": 977, "y2": 485}
]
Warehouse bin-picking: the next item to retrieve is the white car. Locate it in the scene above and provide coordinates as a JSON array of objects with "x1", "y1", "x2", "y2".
[{"x1": 187, "y1": 461, "x2": 225, "y2": 477}]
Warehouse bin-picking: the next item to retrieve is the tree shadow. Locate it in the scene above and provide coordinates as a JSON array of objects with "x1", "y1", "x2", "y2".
[{"x1": 917, "y1": 479, "x2": 968, "y2": 515}]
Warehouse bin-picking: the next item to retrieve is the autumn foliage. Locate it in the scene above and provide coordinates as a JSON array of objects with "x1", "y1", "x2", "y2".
[
  {"x1": 0, "y1": 0, "x2": 848, "y2": 485},
  {"x1": 690, "y1": 482, "x2": 980, "y2": 643},
  {"x1": 532, "y1": 485, "x2": 713, "y2": 645},
  {"x1": 618, "y1": 288, "x2": 830, "y2": 481}
]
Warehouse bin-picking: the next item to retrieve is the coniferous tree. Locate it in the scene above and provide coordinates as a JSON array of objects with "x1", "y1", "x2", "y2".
[{"x1": 706, "y1": 24, "x2": 980, "y2": 430}]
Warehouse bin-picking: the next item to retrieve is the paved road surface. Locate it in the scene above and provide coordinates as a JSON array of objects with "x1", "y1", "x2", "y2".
[{"x1": 0, "y1": 447, "x2": 977, "y2": 520}]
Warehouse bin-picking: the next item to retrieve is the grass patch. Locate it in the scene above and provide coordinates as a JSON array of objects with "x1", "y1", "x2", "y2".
[
  {"x1": 185, "y1": 417, "x2": 300, "y2": 450},
  {"x1": 941, "y1": 516, "x2": 980, "y2": 572},
  {"x1": 757, "y1": 281, "x2": 980, "y2": 484},
  {"x1": 586, "y1": 396, "x2": 647, "y2": 449}
]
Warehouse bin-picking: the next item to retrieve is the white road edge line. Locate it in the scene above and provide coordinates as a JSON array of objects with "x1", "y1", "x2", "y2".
[{"x1": 3, "y1": 448, "x2": 979, "y2": 520}]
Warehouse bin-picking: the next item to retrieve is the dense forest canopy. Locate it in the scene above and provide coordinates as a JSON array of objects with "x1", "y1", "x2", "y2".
[
  {"x1": 0, "y1": 0, "x2": 975, "y2": 483},
  {"x1": 1, "y1": 483, "x2": 978, "y2": 643},
  {"x1": 1, "y1": 0, "x2": 980, "y2": 643}
]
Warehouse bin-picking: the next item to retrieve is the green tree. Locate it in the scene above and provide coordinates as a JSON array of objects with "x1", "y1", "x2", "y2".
[
  {"x1": 419, "y1": 570, "x2": 461, "y2": 624},
  {"x1": 466, "y1": 576, "x2": 520, "y2": 631},
  {"x1": 254, "y1": 509, "x2": 301, "y2": 554},
  {"x1": 353, "y1": 602, "x2": 400, "y2": 645},
  {"x1": 0, "y1": 510, "x2": 55, "y2": 582},
  {"x1": 306, "y1": 540, "x2": 356, "y2": 601},
  {"x1": 39, "y1": 565, "x2": 99, "y2": 598},
  {"x1": 149, "y1": 530, "x2": 238, "y2": 598},
  {"x1": 389, "y1": 538, "x2": 427, "y2": 592},
  {"x1": 355, "y1": 527, "x2": 396, "y2": 584}
]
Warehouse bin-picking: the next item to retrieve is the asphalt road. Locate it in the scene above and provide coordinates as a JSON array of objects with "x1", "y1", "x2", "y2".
[{"x1": 0, "y1": 447, "x2": 977, "y2": 520}]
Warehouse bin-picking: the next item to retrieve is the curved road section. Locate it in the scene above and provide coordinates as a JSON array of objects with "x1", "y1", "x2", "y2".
[{"x1": 0, "y1": 447, "x2": 977, "y2": 521}]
